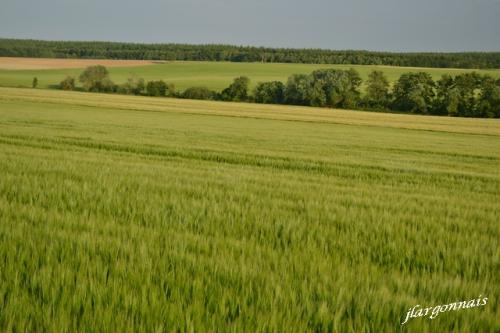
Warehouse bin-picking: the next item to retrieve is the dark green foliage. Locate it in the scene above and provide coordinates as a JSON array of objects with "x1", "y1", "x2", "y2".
[
  {"x1": 79, "y1": 65, "x2": 114, "y2": 92},
  {"x1": 146, "y1": 80, "x2": 173, "y2": 97},
  {"x1": 32, "y1": 77, "x2": 38, "y2": 88},
  {"x1": 119, "y1": 77, "x2": 145, "y2": 95},
  {"x1": 59, "y1": 76, "x2": 75, "y2": 91},
  {"x1": 434, "y1": 75, "x2": 458, "y2": 116},
  {"x1": 2, "y1": 38, "x2": 500, "y2": 69},
  {"x1": 310, "y1": 69, "x2": 362, "y2": 108},
  {"x1": 451, "y1": 73, "x2": 484, "y2": 117},
  {"x1": 283, "y1": 70, "x2": 362, "y2": 108},
  {"x1": 253, "y1": 81, "x2": 285, "y2": 104},
  {"x1": 182, "y1": 86, "x2": 215, "y2": 100},
  {"x1": 284, "y1": 74, "x2": 313, "y2": 106},
  {"x1": 478, "y1": 77, "x2": 500, "y2": 118},
  {"x1": 392, "y1": 72, "x2": 436, "y2": 114},
  {"x1": 433, "y1": 73, "x2": 499, "y2": 117},
  {"x1": 364, "y1": 71, "x2": 391, "y2": 109},
  {"x1": 220, "y1": 77, "x2": 250, "y2": 101},
  {"x1": 308, "y1": 81, "x2": 327, "y2": 107}
]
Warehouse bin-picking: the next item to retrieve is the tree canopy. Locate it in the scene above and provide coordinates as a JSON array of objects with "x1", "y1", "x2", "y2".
[
  {"x1": 364, "y1": 71, "x2": 391, "y2": 109},
  {"x1": 392, "y1": 73, "x2": 436, "y2": 114},
  {"x1": 79, "y1": 65, "x2": 113, "y2": 92},
  {"x1": 220, "y1": 77, "x2": 250, "y2": 101},
  {"x1": 254, "y1": 81, "x2": 286, "y2": 104},
  {"x1": 1, "y1": 38, "x2": 499, "y2": 69}
]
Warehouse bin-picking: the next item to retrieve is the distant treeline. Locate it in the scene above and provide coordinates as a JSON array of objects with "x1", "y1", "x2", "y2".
[
  {"x1": 58, "y1": 65, "x2": 500, "y2": 118},
  {"x1": 1, "y1": 38, "x2": 500, "y2": 69}
]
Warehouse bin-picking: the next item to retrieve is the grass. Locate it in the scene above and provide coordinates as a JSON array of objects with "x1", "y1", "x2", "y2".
[
  {"x1": 1, "y1": 60, "x2": 500, "y2": 92},
  {"x1": 0, "y1": 87, "x2": 499, "y2": 332}
]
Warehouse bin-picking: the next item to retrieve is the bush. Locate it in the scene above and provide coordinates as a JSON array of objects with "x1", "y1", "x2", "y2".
[
  {"x1": 253, "y1": 81, "x2": 285, "y2": 104},
  {"x1": 284, "y1": 74, "x2": 313, "y2": 106},
  {"x1": 119, "y1": 77, "x2": 145, "y2": 95},
  {"x1": 79, "y1": 65, "x2": 113, "y2": 92},
  {"x1": 220, "y1": 77, "x2": 250, "y2": 101},
  {"x1": 182, "y1": 87, "x2": 215, "y2": 100},
  {"x1": 392, "y1": 72, "x2": 435, "y2": 114},
  {"x1": 60, "y1": 76, "x2": 75, "y2": 91},
  {"x1": 146, "y1": 80, "x2": 174, "y2": 97},
  {"x1": 363, "y1": 71, "x2": 391, "y2": 110},
  {"x1": 310, "y1": 69, "x2": 362, "y2": 108}
]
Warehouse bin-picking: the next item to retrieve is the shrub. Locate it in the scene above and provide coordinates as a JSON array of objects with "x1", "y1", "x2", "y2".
[
  {"x1": 220, "y1": 77, "x2": 250, "y2": 101},
  {"x1": 253, "y1": 81, "x2": 285, "y2": 104},
  {"x1": 146, "y1": 80, "x2": 166, "y2": 96},
  {"x1": 60, "y1": 76, "x2": 75, "y2": 91},
  {"x1": 182, "y1": 87, "x2": 215, "y2": 100},
  {"x1": 120, "y1": 77, "x2": 145, "y2": 95},
  {"x1": 392, "y1": 72, "x2": 435, "y2": 114},
  {"x1": 79, "y1": 65, "x2": 112, "y2": 92}
]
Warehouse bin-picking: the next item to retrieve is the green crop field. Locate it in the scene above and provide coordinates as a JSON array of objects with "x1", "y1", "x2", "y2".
[
  {"x1": 1, "y1": 60, "x2": 500, "y2": 92},
  {"x1": 0, "y1": 87, "x2": 499, "y2": 332}
]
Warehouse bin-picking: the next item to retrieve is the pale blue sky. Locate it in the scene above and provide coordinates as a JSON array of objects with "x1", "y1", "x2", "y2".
[{"x1": 1, "y1": 0, "x2": 499, "y2": 51}]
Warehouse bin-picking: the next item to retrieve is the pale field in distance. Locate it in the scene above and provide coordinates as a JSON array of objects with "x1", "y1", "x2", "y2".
[{"x1": 0, "y1": 57, "x2": 156, "y2": 70}]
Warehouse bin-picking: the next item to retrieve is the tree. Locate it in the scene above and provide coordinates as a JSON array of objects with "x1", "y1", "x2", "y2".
[
  {"x1": 182, "y1": 87, "x2": 215, "y2": 100},
  {"x1": 308, "y1": 81, "x2": 327, "y2": 107},
  {"x1": 120, "y1": 76, "x2": 145, "y2": 95},
  {"x1": 2, "y1": 38, "x2": 500, "y2": 69},
  {"x1": 167, "y1": 83, "x2": 176, "y2": 97},
  {"x1": 32, "y1": 77, "x2": 38, "y2": 88},
  {"x1": 253, "y1": 81, "x2": 285, "y2": 104},
  {"x1": 59, "y1": 76, "x2": 75, "y2": 91},
  {"x1": 364, "y1": 71, "x2": 390, "y2": 109},
  {"x1": 453, "y1": 72, "x2": 483, "y2": 117},
  {"x1": 220, "y1": 76, "x2": 250, "y2": 101},
  {"x1": 392, "y1": 72, "x2": 435, "y2": 114},
  {"x1": 343, "y1": 69, "x2": 362, "y2": 109},
  {"x1": 79, "y1": 65, "x2": 113, "y2": 92},
  {"x1": 310, "y1": 69, "x2": 362, "y2": 108},
  {"x1": 433, "y1": 75, "x2": 456, "y2": 115},
  {"x1": 284, "y1": 74, "x2": 313, "y2": 106},
  {"x1": 434, "y1": 73, "x2": 484, "y2": 117},
  {"x1": 477, "y1": 76, "x2": 500, "y2": 118},
  {"x1": 308, "y1": 70, "x2": 334, "y2": 107},
  {"x1": 146, "y1": 80, "x2": 168, "y2": 97}
]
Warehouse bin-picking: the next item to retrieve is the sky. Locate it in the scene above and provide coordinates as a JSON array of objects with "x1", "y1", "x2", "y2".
[{"x1": 1, "y1": 0, "x2": 499, "y2": 52}]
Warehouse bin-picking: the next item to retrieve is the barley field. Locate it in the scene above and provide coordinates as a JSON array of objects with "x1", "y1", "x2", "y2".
[
  {"x1": 1, "y1": 58, "x2": 499, "y2": 92},
  {"x1": 0, "y1": 87, "x2": 499, "y2": 332}
]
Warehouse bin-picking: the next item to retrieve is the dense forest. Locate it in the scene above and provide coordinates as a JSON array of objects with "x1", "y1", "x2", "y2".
[
  {"x1": 1, "y1": 38, "x2": 500, "y2": 69},
  {"x1": 60, "y1": 66, "x2": 500, "y2": 118}
]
